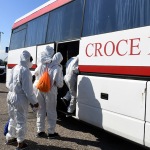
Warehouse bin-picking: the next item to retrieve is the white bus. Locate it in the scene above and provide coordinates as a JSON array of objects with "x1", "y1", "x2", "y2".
[{"x1": 7, "y1": 0, "x2": 150, "y2": 148}]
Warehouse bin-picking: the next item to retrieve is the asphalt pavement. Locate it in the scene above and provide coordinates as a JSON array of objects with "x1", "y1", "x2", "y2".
[{"x1": 0, "y1": 82, "x2": 149, "y2": 150}]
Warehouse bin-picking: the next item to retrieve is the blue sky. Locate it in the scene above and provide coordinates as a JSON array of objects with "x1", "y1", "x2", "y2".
[{"x1": 0, "y1": 0, "x2": 48, "y2": 52}]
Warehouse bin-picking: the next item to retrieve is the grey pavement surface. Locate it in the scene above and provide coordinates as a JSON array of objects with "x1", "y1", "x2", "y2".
[{"x1": 0, "y1": 82, "x2": 149, "y2": 150}]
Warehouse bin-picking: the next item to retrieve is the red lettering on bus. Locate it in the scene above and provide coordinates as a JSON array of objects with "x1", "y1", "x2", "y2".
[
  {"x1": 85, "y1": 37, "x2": 142, "y2": 57},
  {"x1": 104, "y1": 41, "x2": 115, "y2": 56},
  {"x1": 129, "y1": 38, "x2": 141, "y2": 55},
  {"x1": 86, "y1": 43, "x2": 93, "y2": 57},
  {"x1": 95, "y1": 43, "x2": 103, "y2": 56},
  {"x1": 116, "y1": 39, "x2": 128, "y2": 56},
  {"x1": 147, "y1": 37, "x2": 150, "y2": 55}
]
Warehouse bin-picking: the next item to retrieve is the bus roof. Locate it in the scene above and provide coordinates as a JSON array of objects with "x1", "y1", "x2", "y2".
[{"x1": 12, "y1": 0, "x2": 72, "y2": 29}]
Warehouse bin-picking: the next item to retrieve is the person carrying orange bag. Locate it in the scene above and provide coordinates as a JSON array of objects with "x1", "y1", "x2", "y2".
[
  {"x1": 36, "y1": 65, "x2": 51, "y2": 93},
  {"x1": 34, "y1": 46, "x2": 64, "y2": 139}
]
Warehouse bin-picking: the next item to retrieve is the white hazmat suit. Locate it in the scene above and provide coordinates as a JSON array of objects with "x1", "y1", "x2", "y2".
[
  {"x1": 64, "y1": 56, "x2": 79, "y2": 113},
  {"x1": 6, "y1": 50, "x2": 38, "y2": 144},
  {"x1": 35, "y1": 47, "x2": 63, "y2": 136}
]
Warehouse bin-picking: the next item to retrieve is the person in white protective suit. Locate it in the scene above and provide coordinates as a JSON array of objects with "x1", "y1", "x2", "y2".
[
  {"x1": 5, "y1": 50, "x2": 39, "y2": 150},
  {"x1": 34, "y1": 46, "x2": 63, "y2": 139},
  {"x1": 52, "y1": 52, "x2": 63, "y2": 71},
  {"x1": 62, "y1": 55, "x2": 79, "y2": 115}
]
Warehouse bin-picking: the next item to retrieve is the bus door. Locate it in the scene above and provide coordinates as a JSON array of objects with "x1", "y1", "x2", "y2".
[{"x1": 56, "y1": 40, "x2": 79, "y2": 113}]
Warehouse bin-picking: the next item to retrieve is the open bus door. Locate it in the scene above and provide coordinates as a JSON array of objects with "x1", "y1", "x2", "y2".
[{"x1": 56, "y1": 40, "x2": 79, "y2": 114}]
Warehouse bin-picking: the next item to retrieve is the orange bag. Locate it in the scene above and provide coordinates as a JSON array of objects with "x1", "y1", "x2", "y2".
[{"x1": 36, "y1": 67, "x2": 51, "y2": 92}]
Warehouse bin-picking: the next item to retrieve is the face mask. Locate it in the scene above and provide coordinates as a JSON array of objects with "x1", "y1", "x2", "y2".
[
  {"x1": 30, "y1": 56, "x2": 33, "y2": 62},
  {"x1": 28, "y1": 62, "x2": 33, "y2": 68},
  {"x1": 27, "y1": 56, "x2": 33, "y2": 68}
]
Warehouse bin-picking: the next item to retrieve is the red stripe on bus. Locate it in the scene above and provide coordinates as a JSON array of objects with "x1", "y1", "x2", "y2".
[
  {"x1": 12, "y1": 0, "x2": 72, "y2": 29},
  {"x1": 79, "y1": 65, "x2": 150, "y2": 76},
  {"x1": 8, "y1": 64, "x2": 37, "y2": 69}
]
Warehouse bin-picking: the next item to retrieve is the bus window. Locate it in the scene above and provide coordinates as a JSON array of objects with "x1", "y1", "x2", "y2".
[
  {"x1": 9, "y1": 24, "x2": 27, "y2": 50},
  {"x1": 25, "y1": 13, "x2": 49, "y2": 47},
  {"x1": 82, "y1": 0, "x2": 150, "y2": 37},
  {"x1": 46, "y1": 0, "x2": 84, "y2": 43}
]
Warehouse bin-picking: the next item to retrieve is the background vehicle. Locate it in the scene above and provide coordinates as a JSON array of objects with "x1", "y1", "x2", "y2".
[
  {"x1": 0, "y1": 64, "x2": 6, "y2": 77},
  {"x1": 0, "y1": 54, "x2": 7, "y2": 82},
  {"x1": 6, "y1": 0, "x2": 150, "y2": 148}
]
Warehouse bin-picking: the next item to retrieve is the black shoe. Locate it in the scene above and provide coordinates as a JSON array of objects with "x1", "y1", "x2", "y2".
[
  {"x1": 61, "y1": 98, "x2": 70, "y2": 106},
  {"x1": 5, "y1": 138, "x2": 17, "y2": 145},
  {"x1": 36, "y1": 132, "x2": 47, "y2": 138},
  {"x1": 47, "y1": 132, "x2": 60, "y2": 139},
  {"x1": 16, "y1": 143, "x2": 28, "y2": 150}
]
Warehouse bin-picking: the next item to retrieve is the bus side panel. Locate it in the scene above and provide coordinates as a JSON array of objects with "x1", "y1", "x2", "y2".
[
  {"x1": 8, "y1": 46, "x2": 37, "y2": 66},
  {"x1": 145, "y1": 82, "x2": 150, "y2": 147},
  {"x1": 145, "y1": 123, "x2": 150, "y2": 147},
  {"x1": 76, "y1": 75, "x2": 146, "y2": 145},
  {"x1": 146, "y1": 82, "x2": 150, "y2": 122},
  {"x1": 76, "y1": 103, "x2": 144, "y2": 144},
  {"x1": 77, "y1": 75, "x2": 146, "y2": 120}
]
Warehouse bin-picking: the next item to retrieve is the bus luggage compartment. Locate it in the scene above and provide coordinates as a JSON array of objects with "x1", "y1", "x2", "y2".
[{"x1": 76, "y1": 75, "x2": 146, "y2": 145}]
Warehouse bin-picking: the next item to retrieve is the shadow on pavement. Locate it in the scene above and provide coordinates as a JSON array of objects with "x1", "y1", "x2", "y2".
[
  {"x1": 0, "y1": 91, "x2": 8, "y2": 93},
  {"x1": 25, "y1": 139, "x2": 72, "y2": 150},
  {"x1": 57, "y1": 113, "x2": 147, "y2": 150}
]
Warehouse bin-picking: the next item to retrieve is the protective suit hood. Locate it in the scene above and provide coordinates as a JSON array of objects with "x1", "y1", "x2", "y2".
[
  {"x1": 20, "y1": 50, "x2": 32, "y2": 68},
  {"x1": 40, "y1": 46, "x2": 54, "y2": 64},
  {"x1": 52, "y1": 52, "x2": 63, "y2": 65}
]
